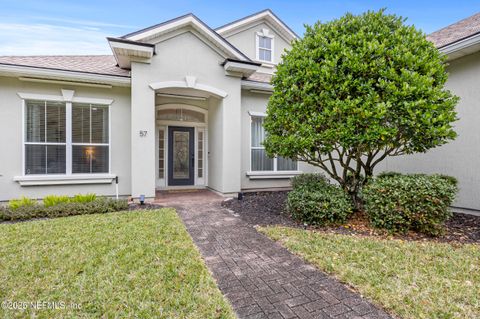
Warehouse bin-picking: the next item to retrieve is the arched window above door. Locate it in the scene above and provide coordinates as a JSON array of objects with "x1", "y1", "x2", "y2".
[{"x1": 157, "y1": 108, "x2": 205, "y2": 123}]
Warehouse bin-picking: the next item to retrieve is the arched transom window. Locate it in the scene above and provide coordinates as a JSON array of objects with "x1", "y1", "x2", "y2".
[{"x1": 157, "y1": 108, "x2": 205, "y2": 123}]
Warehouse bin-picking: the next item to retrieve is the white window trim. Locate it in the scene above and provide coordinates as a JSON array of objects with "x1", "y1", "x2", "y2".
[
  {"x1": 255, "y1": 29, "x2": 274, "y2": 64},
  {"x1": 248, "y1": 113, "x2": 300, "y2": 178},
  {"x1": 15, "y1": 90, "x2": 115, "y2": 185}
]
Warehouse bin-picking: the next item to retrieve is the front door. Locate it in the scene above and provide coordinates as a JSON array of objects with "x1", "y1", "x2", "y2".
[{"x1": 168, "y1": 126, "x2": 195, "y2": 186}]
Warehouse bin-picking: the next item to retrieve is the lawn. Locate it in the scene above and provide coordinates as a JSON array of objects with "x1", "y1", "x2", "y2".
[
  {"x1": 0, "y1": 209, "x2": 235, "y2": 319},
  {"x1": 259, "y1": 226, "x2": 480, "y2": 319}
]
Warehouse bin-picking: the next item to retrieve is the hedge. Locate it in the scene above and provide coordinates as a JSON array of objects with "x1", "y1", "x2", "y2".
[
  {"x1": 0, "y1": 198, "x2": 128, "y2": 222},
  {"x1": 363, "y1": 173, "x2": 458, "y2": 235},
  {"x1": 287, "y1": 173, "x2": 352, "y2": 225}
]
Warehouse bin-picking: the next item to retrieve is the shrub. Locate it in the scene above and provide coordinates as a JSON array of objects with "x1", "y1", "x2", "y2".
[
  {"x1": 377, "y1": 171, "x2": 403, "y2": 179},
  {"x1": 291, "y1": 173, "x2": 330, "y2": 190},
  {"x1": 288, "y1": 174, "x2": 352, "y2": 225},
  {"x1": 43, "y1": 195, "x2": 70, "y2": 207},
  {"x1": 0, "y1": 198, "x2": 128, "y2": 221},
  {"x1": 437, "y1": 174, "x2": 458, "y2": 187},
  {"x1": 363, "y1": 174, "x2": 458, "y2": 235},
  {"x1": 8, "y1": 196, "x2": 37, "y2": 210},
  {"x1": 72, "y1": 193, "x2": 97, "y2": 203}
]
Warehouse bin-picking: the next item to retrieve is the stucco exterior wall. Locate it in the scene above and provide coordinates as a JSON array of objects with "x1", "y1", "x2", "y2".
[
  {"x1": 130, "y1": 30, "x2": 243, "y2": 196},
  {"x1": 379, "y1": 51, "x2": 480, "y2": 211},
  {"x1": 0, "y1": 77, "x2": 131, "y2": 201},
  {"x1": 240, "y1": 90, "x2": 318, "y2": 190},
  {"x1": 223, "y1": 22, "x2": 291, "y2": 71}
]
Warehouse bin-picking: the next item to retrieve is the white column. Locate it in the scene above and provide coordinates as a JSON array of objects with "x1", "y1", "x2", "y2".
[
  {"x1": 131, "y1": 69, "x2": 156, "y2": 199},
  {"x1": 221, "y1": 87, "x2": 242, "y2": 194}
]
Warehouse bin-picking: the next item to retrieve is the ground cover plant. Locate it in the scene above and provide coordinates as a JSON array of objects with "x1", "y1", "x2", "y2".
[
  {"x1": 0, "y1": 209, "x2": 235, "y2": 319},
  {"x1": 260, "y1": 226, "x2": 480, "y2": 319},
  {"x1": 0, "y1": 194, "x2": 126, "y2": 221}
]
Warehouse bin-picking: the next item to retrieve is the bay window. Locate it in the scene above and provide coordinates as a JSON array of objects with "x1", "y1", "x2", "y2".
[
  {"x1": 250, "y1": 116, "x2": 297, "y2": 172},
  {"x1": 24, "y1": 99, "x2": 109, "y2": 175}
]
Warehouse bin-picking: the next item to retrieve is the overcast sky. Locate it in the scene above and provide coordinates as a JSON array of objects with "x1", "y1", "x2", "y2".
[{"x1": 1, "y1": 0, "x2": 479, "y2": 55}]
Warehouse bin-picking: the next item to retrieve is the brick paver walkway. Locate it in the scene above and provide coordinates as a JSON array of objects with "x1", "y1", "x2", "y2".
[{"x1": 156, "y1": 190, "x2": 392, "y2": 319}]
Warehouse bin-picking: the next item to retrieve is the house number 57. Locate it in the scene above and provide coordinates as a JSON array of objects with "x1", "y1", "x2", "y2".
[{"x1": 139, "y1": 130, "x2": 147, "y2": 137}]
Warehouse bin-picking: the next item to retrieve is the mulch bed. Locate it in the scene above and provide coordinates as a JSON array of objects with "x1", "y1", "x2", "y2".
[{"x1": 222, "y1": 191, "x2": 480, "y2": 244}]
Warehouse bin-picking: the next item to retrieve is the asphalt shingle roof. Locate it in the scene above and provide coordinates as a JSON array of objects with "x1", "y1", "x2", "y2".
[
  {"x1": 0, "y1": 55, "x2": 130, "y2": 77},
  {"x1": 427, "y1": 12, "x2": 480, "y2": 48}
]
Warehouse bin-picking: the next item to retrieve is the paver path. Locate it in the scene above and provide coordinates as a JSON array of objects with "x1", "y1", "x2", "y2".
[{"x1": 156, "y1": 191, "x2": 392, "y2": 319}]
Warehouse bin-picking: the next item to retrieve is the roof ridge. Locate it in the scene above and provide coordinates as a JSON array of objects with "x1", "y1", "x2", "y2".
[
  {"x1": 215, "y1": 9, "x2": 271, "y2": 31},
  {"x1": 120, "y1": 13, "x2": 194, "y2": 39}
]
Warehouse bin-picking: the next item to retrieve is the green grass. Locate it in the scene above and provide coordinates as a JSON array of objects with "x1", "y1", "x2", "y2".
[
  {"x1": 259, "y1": 226, "x2": 480, "y2": 319},
  {"x1": 0, "y1": 209, "x2": 235, "y2": 319}
]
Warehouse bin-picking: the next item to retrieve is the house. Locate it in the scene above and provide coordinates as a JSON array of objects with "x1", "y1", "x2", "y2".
[
  {"x1": 0, "y1": 9, "x2": 478, "y2": 213},
  {"x1": 0, "y1": 9, "x2": 317, "y2": 202},
  {"x1": 380, "y1": 13, "x2": 480, "y2": 212}
]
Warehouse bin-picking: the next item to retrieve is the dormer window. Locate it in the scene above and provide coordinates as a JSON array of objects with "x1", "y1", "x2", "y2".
[{"x1": 256, "y1": 29, "x2": 274, "y2": 63}]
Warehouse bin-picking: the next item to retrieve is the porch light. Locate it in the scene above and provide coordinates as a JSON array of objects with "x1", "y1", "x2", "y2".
[{"x1": 139, "y1": 194, "x2": 145, "y2": 205}]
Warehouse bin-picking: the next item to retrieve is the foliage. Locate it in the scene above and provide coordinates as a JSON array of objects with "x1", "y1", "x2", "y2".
[
  {"x1": 0, "y1": 210, "x2": 235, "y2": 318},
  {"x1": 43, "y1": 195, "x2": 70, "y2": 207},
  {"x1": 287, "y1": 174, "x2": 352, "y2": 225},
  {"x1": 72, "y1": 193, "x2": 97, "y2": 203},
  {"x1": 377, "y1": 171, "x2": 403, "y2": 179},
  {"x1": 8, "y1": 196, "x2": 37, "y2": 210},
  {"x1": 363, "y1": 173, "x2": 458, "y2": 235},
  {"x1": 260, "y1": 226, "x2": 480, "y2": 319},
  {"x1": 264, "y1": 9, "x2": 458, "y2": 209},
  {"x1": 290, "y1": 173, "x2": 329, "y2": 190},
  {"x1": 0, "y1": 198, "x2": 128, "y2": 221}
]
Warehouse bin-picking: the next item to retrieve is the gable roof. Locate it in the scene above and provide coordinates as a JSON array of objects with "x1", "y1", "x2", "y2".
[
  {"x1": 0, "y1": 55, "x2": 130, "y2": 77},
  {"x1": 215, "y1": 9, "x2": 298, "y2": 42},
  {"x1": 428, "y1": 12, "x2": 480, "y2": 48},
  {"x1": 120, "y1": 13, "x2": 251, "y2": 62}
]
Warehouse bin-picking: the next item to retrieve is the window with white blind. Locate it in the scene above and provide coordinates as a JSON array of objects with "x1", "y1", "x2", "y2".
[
  {"x1": 251, "y1": 116, "x2": 297, "y2": 172},
  {"x1": 25, "y1": 100, "x2": 67, "y2": 175},
  {"x1": 72, "y1": 103, "x2": 109, "y2": 173},
  {"x1": 24, "y1": 99, "x2": 109, "y2": 175}
]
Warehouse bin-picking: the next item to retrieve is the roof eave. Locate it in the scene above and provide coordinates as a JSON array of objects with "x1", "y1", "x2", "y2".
[
  {"x1": 107, "y1": 37, "x2": 155, "y2": 69},
  {"x1": 0, "y1": 63, "x2": 131, "y2": 87},
  {"x1": 438, "y1": 32, "x2": 480, "y2": 61},
  {"x1": 120, "y1": 14, "x2": 251, "y2": 62}
]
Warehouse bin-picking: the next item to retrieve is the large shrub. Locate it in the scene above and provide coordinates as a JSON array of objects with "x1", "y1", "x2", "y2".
[
  {"x1": 363, "y1": 174, "x2": 458, "y2": 235},
  {"x1": 290, "y1": 173, "x2": 330, "y2": 190},
  {"x1": 0, "y1": 198, "x2": 128, "y2": 221},
  {"x1": 263, "y1": 9, "x2": 458, "y2": 209},
  {"x1": 287, "y1": 174, "x2": 352, "y2": 225}
]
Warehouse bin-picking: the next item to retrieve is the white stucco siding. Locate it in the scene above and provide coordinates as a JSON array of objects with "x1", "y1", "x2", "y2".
[
  {"x1": 223, "y1": 22, "x2": 291, "y2": 67},
  {"x1": 130, "y1": 31, "x2": 243, "y2": 196},
  {"x1": 0, "y1": 76, "x2": 131, "y2": 201},
  {"x1": 240, "y1": 90, "x2": 318, "y2": 190},
  {"x1": 379, "y1": 51, "x2": 480, "y2": 211},
  {"x1": 207, "y1": 98, "x2": 223, "y2": 192}
]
